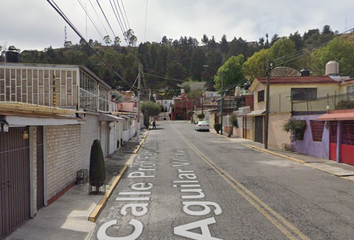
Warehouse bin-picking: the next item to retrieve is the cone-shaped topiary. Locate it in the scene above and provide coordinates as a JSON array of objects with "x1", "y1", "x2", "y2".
[
  {"x1": 214, "y1": 123, "x2": 221, "y2": 133},
  {"x1": 89, "y1": 139, "x2": 106, "y2": 194},
  {"x1": 144, "y1": 110, "x2": 150, "y2": 128}
]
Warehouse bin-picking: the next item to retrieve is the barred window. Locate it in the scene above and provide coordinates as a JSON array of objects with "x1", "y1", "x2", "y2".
[
  {"x1": 310, "y1": 120, "x2": 324, "y2": 142},
  {"x1": 291, "y1": 88, "x2": 317, "y2": 100},
  {"x1": 347, "y1": 85, "x2": 354, "y2": 100},
  {"x1": 258, "y1": 90, "x2": 265, "y2": 102}
]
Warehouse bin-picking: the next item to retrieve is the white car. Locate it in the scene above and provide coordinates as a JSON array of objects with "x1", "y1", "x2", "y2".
[{"x1": 195, "y1": 121, "x2": 210, "y2": 131}]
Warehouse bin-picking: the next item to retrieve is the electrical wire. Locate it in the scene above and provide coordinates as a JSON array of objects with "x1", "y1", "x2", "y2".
[
  {"x1": 95, "y1": 0, "x2": 117, "y2": 38},
  {"x1": 77, "y1": 0, "x2": 105, "y2": 40},
  {"x1": 89, "y1": 0, "x2": 110, "y2": 37},
  {"x1": 47, "y1": 0, "x2": 135, "y2": 89},
  {"x1": 109, "y1": 0, "x2": 125, "y2": 35},
  {"x1": 120, "y1": 0, "x2": 130, "y2": 30}
]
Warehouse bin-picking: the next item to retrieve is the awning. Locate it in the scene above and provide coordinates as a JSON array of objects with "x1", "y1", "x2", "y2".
[
  {"x1": 99, "y1": 114, "x2": 125, "y2": 122},
  {"x1": 6, "y1": 115, "x2": 84, "y2": 126},
  {"x1": 317, "y1": 110, "x2": 354, "y2": 121},
  {"x1": 247, "y1": 110, "x2": 265, "y2": 117}
]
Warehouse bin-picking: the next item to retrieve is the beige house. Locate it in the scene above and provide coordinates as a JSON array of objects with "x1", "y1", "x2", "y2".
[{"x1": 248, "y1": 75, "x2": 340, "y2": 149}]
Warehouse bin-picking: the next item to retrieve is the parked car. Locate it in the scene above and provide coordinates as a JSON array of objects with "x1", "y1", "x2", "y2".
[{"x1": 195, "y1": 121, "x2": 210, "y2": 131}]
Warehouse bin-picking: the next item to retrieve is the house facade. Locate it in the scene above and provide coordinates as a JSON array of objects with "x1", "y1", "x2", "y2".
[
  {"x1": 0, "y1": 63, "x2": 124, "y2": 238},
  {"x1": 248, "y1": 75, "x2": 340, "y2": 149},
  {"x1": 292, "y1": 78, "x2": 354, "y2": 165}
]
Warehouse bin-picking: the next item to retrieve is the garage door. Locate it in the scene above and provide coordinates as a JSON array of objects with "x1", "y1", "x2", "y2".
[{"x1": 0, "y1": 127, "x2": 30, "y2": 238}]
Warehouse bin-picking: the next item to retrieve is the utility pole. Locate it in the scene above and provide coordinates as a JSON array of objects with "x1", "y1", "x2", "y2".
[
  {"x1": 137, "y1": 63, "x2": 142, "y2": 143},
  {"x1": 264, "y1": 62, "x2": 272, "y2": 149},
  {"x1": 220, "y1": 73, "x2": 224, "y2": 135}
]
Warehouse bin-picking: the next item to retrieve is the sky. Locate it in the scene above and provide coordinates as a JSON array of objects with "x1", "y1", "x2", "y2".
[{"x1": 1, "y1": 0, "x2": 354, "y2": 52}]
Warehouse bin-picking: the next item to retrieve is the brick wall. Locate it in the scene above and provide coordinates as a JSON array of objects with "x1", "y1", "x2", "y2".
[
  {"x1": 80, "y1": 114, "x2": 100, "y2": 170},
  {"x1": 46, "y1": 125, "x2": 81, "y2": 199}
]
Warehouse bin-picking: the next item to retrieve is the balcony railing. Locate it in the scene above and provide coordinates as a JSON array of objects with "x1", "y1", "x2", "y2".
[{"x1": 292, "y1": 93, "x2": 354, "y2": 115}]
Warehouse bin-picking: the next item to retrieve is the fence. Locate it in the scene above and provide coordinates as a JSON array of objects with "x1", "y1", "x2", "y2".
[{"x1": 292, "y1": 93, "x2": 354, "y2": 115}]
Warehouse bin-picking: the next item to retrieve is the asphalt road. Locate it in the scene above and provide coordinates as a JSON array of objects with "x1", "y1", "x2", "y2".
[{"x1": 92, "y1": 121, "x2": 354, "y2": 240}]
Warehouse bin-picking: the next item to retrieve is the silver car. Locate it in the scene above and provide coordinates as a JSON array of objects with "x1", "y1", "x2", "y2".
[{"x1": 195, "y1": 121, "x2": 210, "y2": 131}]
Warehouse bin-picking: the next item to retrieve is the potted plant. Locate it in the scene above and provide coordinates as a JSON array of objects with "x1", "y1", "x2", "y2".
[
  {"x1": 89, "y1": 139, "x2": 106, "y2": 195},
  {"x1": 283, "y1": 119, "x2": 307, "y2": 141},
  {"x1": 214, "y1": 123, "x2": 221, "y2": 133}
]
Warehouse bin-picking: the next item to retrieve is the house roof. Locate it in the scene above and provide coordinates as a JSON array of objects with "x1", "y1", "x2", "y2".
[
  {"x1": 317, "y1": 110, "x2": 354, "y2": 121},
  {"x1": 255, "y1": 76, "x2": 338, "y2": 85}
]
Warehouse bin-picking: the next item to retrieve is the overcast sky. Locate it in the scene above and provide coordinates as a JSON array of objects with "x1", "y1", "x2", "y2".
[{"x1": 1, "y1": 0, "x2": 354, "y2": 52}]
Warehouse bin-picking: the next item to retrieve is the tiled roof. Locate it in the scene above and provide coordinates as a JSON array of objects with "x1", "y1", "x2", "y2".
[{"x1": 256, "y1": 76, "x2": 338, "y2": 85}]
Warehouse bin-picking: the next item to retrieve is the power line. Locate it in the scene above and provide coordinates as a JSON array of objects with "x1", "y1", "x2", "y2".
[
  {"x1": 88, "y1": 0, "x2": 110, "y2": 37},
  {"x1": 95, "y1": 0, "x2": 117, "y2": 38},
  {"x1": 120, "y1": 0, "x2": 130, "y2": 30},
  {"x1": 109, "y1": 0, "x2": 125, "y2": 35},
  {"x1": 77, "y1": 0, "x2": 105, "y2": 40},
  {"x1": 115, "y1": 0, "x2": 129, "y2": 32},
  {"x1": 47, "y1": 0, "x2": 135, "y2": 89}
]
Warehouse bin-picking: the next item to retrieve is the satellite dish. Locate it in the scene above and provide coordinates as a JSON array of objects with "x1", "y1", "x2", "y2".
[{"x1": 271, "y1": 67, "x2": 300, "y2": 77}]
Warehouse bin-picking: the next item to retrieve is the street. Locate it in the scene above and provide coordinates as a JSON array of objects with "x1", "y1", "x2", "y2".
[{"x1": 93, "y1": 121, "x2": 354, "y2": 240}]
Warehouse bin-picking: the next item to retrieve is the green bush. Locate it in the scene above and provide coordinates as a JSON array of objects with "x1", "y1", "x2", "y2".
[
  {"x1": 214, "y1": 123, "x2": 221, "y2": 133},
  {"x1": 89, "y1": 139, "x2": 106, "y2": 194},
  {"x1": 283, "y1": 119, "x2": 307, "y2": 140}
]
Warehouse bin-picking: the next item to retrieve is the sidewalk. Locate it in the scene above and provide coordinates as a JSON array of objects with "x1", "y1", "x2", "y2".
[
  {"x1": 5, "y1": 130, "x2": 148, "y2": 240},
  {"x1": 210, "y1": 129, "x2": 354, "y2": 182}
]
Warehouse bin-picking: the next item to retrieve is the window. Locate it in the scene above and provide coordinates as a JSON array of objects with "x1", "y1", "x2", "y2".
[
  {"x1": 347, "y1": 85, "x2": 354, "y2": 100},
  {"x1": 258, "y1": 90, "x2": 265, "y2": 102},
  {"x1": 310, "y1": 120, "x2": 325, "y2": 142},
  {"x1": 291, "y1": 88, "x2": 317, "y2": 100}
]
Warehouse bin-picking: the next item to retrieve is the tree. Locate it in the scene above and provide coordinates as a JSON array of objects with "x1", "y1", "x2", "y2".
[
  {"x1": 113, "y1": 36, "x2": 121, "y2": 46},
  {"x1": 208, "y1": 36, "x2": 217, "y2": 49},
  {"x1": 190, "y1": 47, "x2": 206, "y2": 81},
  {"x1": 124, "y1": 29, "x2": 137, "y2": 47},
  {"x1": 141, "y1": 101, "x2": 161, "y2": 117},
  {"x1": 214, "y1": 54, "x2": 245, "y2": 93},
  {"x1": 289, "y1": 31, "x2": 304, "y2": 51},
  {"x1": 181, "y1": 82, "x2": 191, "y2": 93},
  {"x1": 311, "y1": 37, "x2": 354, "y2": 77},
  {"x1": 220, "y1": 34, "x2": 229, "y2": 54},
  {"x1": 270, "y1": 34, "x2": 280, "y2": 46},
  {"x1": 243, "y1": 48, "x2": 270, "y2": 81},
  {"x1": 269, "y1": 37, "x2": 298, "y2": 69},
  {"x1": 103, "y1": 35, "x2": 112, "y2": 46},
  {"x1": 166, "y1": 60, "x2": 186, "y2": 88},
  {"x1": 201, "y1": 34, "x2": 209, "y2": 45}
]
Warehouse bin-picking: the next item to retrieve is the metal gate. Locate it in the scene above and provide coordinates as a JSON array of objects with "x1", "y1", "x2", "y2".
[
  {"x1": 255, "y1": 116, "x2": 264, "y2": 143},
  {"x1": 0, "y1": 127, "x2": 30, "y2": 239}
]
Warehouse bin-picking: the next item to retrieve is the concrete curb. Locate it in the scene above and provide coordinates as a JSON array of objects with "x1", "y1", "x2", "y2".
[
  {"x1": 243, "y1": 144, "x2": 354, "y2": 182},
  {"x1": 88, "y1": 131, "x2": 149, "y2": 222},
  {"x1": 244, "y1": 144, "x2": 306, "y2": 165}
]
